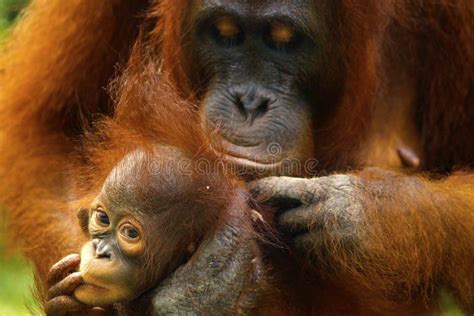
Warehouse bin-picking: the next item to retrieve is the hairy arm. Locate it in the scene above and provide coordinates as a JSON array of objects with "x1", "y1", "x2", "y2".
[
  {"x1": 251, "y1": 168, "x2": 474, "y2": 312},
  {"x1": 152, "y1": 208, "x2": 263, "y2": 315}
]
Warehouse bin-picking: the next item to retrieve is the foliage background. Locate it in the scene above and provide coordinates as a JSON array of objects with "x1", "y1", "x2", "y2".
[
  {"x1": 0, "y1": 0, "x2": 465, "y2": 315},
  {"x1": 0, "y1": 0, "x2": 26, "y2": 35}
]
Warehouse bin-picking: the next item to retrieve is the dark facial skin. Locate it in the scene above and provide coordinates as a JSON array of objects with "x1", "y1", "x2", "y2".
[{"x1": 189, "y1": 0, "x2": 342, "y2": 174}]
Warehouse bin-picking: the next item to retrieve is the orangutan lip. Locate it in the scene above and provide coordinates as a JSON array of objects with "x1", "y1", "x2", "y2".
[
  {"x1": 80, "y1": 278, "x2": 107, "y2": 291},
  {"x1": 77, "y1": 283, "x2": 108, "y2": 294},
  {"x1": 84, "y1": 283, "x2": 105, "y2": 289},
  {"x1": 219, "y1": 134, "x2": 262, "y2": 148},
  {"x1": 220, "y1": 141, "x2": 283, "y2": 165},
  {"x1": 223, "y1": 154, "x2": 283, "y2": 170}
]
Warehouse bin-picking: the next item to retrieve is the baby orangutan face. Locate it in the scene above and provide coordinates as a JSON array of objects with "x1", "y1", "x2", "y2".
[
  {"x1": 74, "y1": 203, "x2": 147, "y2": 306},
  {"x1": 74, "y1": 148, "x2": 222, "y2": 306}
]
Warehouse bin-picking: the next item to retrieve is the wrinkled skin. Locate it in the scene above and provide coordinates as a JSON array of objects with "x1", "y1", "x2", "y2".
[
  {"x1": 192, "y1": 0, "x2": 338, "y2": 174},
  {"x1": 152, "y1": 210, "x2": 262, "y2": 315},
  {"x1": 250, "y1": 175, "x2": 365, "y2": 259}
]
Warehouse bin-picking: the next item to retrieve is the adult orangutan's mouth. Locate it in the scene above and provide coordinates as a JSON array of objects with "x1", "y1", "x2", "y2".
[
  {"x1": 222, "y1": 154, "x2": 284, "y2": 179},
  {"x1": 223, "y1": 154, "x2": 283, "y2": 169},
  {"x1": 220, "y1": 140, "x2": 284, "y2": 165},
  {"x1": 219, "y1": 141, "x2": 284, "y2": 178}
]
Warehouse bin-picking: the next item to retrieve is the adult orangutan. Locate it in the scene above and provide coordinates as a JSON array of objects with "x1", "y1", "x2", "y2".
[{"x1": 0, "y1": 0, "x2": 473, "y2": 315}]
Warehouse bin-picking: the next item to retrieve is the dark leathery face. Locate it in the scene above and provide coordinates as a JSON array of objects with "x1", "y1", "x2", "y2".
[{"x1": 187, "y1": 0, "x2": 340, "y2": 176}]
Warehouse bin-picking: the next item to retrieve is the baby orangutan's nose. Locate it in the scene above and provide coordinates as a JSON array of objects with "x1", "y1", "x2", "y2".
[{"x1": 93, "y1": 239, "x2": 112, "y2": 259}]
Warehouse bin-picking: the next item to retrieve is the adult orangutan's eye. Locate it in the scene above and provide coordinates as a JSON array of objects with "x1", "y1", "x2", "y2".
[
  {"x1": 264, "y1": 21, "x2": 303, "y2": 52},
  {"x1": 215, "y1": 16, "x2": 240, "y2": 39},
  {"x1": 209, "y1": 16, "x2": 244, "y2": 48}
]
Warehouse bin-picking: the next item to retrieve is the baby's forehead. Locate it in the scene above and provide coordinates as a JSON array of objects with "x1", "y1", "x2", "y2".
[{"x1": 101, "y1": 147, "x2": 196, "y2": 210}]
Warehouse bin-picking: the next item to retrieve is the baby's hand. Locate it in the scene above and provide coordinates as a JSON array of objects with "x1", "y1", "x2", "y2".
[{"x1": 45, "y1": 254, "x2": 107, "y2": 316}]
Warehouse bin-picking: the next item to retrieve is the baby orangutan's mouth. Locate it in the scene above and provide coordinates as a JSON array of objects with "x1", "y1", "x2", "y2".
[
  {"x1": 79, "y1": 282, "x2": 107, "y2": 291},
  {"x1": 76, "y1": 274, "x2": 109, "y2": 294},
  {"x1": 74, "y1": 282, "x2": 117, "y2": 307},
  {"x1": 74, "y1": 281, "x2": 109, "y2": 299}
]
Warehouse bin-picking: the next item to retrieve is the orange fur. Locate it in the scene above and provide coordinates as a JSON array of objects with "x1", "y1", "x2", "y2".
[{"x1": 0, "y1": 0, "x2": 473, "y2": 314}]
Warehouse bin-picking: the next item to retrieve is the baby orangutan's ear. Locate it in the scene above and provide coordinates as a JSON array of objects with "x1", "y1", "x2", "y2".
[{"x1": 77, "y1": 207, "x2": 90, "y2": 235}]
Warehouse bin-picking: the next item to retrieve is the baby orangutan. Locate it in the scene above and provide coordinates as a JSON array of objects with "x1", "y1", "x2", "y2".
[{"x1": 46, "y1": 146, "x2": 243, "y2": 315}]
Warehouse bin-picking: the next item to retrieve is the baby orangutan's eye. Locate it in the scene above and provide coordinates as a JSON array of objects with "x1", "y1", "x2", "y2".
[
  {"x1": 120, "y1": 224, "x2": 140, "y2": 241},
  {"x1": 95, "y1": 210, "x2": 110, "y2": 226}
]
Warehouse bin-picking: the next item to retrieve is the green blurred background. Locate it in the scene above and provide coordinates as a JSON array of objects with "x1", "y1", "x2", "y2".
[
  {"x1": 0, "y1": 0, "x2": 466, "y2": 315},
  {"x1": 0, "y1": 0, "x2": 27, "y2": 36}
]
